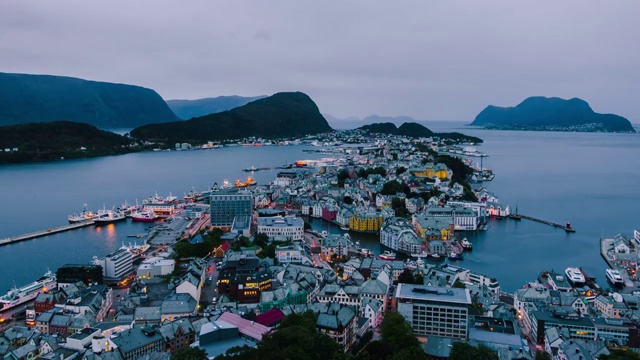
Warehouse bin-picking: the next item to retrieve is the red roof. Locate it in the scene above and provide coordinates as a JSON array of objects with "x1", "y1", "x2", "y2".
[
  {"x1": 219, "y1": 241, "x2": 231, "y2": 252},
  {"x1": 256, "y1": 308, "x2": 286, "y2": 326}
]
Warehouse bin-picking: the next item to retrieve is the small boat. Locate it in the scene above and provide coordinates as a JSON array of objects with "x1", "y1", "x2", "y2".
[
  {"x1": 461, "y1": 238, "x2": 472, "y2": 251},
  {"x1": 509, "y1": 202, "x2": 522, "y2": 220},
  {"x1": 343, "y1": 233, "x2": 351, "y2": 242},
  {"x1": 431, "y1": 253, "x2": 441, "y2": 259},
  {"x1": 321, "y1": 230, "x2": 328, "y2": 238},
  {"x1": 379, "y1": 251, "x2": 396, "y2": 261},
  {"x1": 411, "y1": 251, "x2": 429, "y2": 258},
  {"x1": 361, "y1": 248, "x2": 370, "y2": 256},
  {"x1": 606, "y1": 268, "x2": 625, "y2": 288},
  {"x1": 340, "y1": 225, "x2": 350, "y2": 231},
  {"x1": 416, "y1": 258, "x2": 425, "y2": 268},
  {"x1": 448, "y1": 252, "x2": 463, "y2": 261},
  {"x1": 404, "y1": 260, "x2": 417, "y2": 271}
]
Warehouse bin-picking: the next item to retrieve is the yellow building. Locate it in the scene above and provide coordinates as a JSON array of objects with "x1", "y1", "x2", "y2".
[
  {"x1": 349, "y1": 212, "x2": 384, "y2": 232},
  {"x1": 410, "y1": 163, "x2": 449, "y2": 180},
  {"x1": 414, "y1": 218, "x2": 454, "y2": 240}
]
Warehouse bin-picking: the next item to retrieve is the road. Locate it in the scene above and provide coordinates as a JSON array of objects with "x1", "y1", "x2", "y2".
[{"x1": 201, "y1": 257, "x2": 220, "y2": 308}]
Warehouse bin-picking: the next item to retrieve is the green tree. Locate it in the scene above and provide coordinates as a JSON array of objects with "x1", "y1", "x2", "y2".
[
  {"x1": 357, "y1": 340, "x2": 394, "y2": 360},
  {"x1": 535, "y1": 351, "x2": 552, "y2": 360},
  {"x1": 379, "y1": 312, "x2": 420, "y2": 352},
  {"x1": 389, "y1": 346, "x2": 428, "y2": 360},
  {"x1": 397, "y1": 269, "x2": 416, "y2": 284},
  {"x1": 253, "y1": 233, "x2": 270, "y2": 248},
  {"x1": 448, "y1": 342, "x2": 498, "y2": 360},
  {"x1": 395, "y1": 166, "x2": 407, "y2": 176},
  {"x1": 414, "y1": 273, "x2": 424, "y2": 285},
  {"x1": 343, "y1": 196, "x2": 354, "y2": 205},
  {"x1": 601, "y1": 350, "x2": 640, "y2": 360},
  {"x1": 170, "y1": 347, "x2": 208, "y2": 360},
  {"x1": 337, "y1": 169, "x2": 350, "y2": 187},
  {"x1": 381, "y1": 180, "x2": 404, "y2": 195}
]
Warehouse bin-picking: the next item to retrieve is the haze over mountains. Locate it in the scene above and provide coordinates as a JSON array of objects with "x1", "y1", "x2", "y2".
[
  {"x1": 325, "y1": 114, "x2": 421, "y2": 129},
  {"x1": 166, "y1": 95, "x2": 267, "y2": 120},
  {"x1": 0, "y1": 72, "x2": 178, "y2": 128}
]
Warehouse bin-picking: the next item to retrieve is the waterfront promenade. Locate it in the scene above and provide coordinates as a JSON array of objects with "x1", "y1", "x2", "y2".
[{"x1": 600, "y1": 237, "x2": 635, "y2": 289}]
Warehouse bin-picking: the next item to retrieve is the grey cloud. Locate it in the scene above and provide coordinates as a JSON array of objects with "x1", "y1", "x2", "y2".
[{"x1": 0, "y1": 0, "x2": 638, "y2": 121}]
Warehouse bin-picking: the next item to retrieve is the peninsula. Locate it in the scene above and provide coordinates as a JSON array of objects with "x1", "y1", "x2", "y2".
[
  {"x1": 0, "y1": 121, "x2": 138, "y2": 164},
  {"x1": 359, "y1": 122, "x2": 483, "y2": 143},
  {"x1": 471, "y1": 96, "x2": 635, "y2": 133},
  {"x1": 131, "y1": 92, "x2": 333, "y2": 143}
]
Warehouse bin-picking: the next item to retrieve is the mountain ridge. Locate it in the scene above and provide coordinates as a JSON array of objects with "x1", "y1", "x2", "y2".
[
  {"x1": 131, "y1": 92, "x2": 332, "y2": 143},
  {"x1": 166, "y1": 95, "x2": 267, "y2": 120},
  {"x1": 0, "y1": 72, "x2": 178, "y2": 129}
]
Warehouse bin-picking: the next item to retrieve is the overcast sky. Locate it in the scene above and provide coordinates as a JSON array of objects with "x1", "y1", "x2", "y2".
[{"x1": 1, "y1": 1, "x2": 638, "y2": 121}]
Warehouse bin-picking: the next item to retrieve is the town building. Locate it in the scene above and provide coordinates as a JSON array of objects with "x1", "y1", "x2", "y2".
[
  {"x1": 396, "y1": 283, "x2": 472, "y2": 339},
  {"x1": 321, "y1": 235, "x2": 349, "y2": 260},
  {"x1": 217, "y1": 254, "x2": 272, "y2": 303},
  {"x1": 56, "y1": 264, "x2": 103, "y2": 287},
  {"x1": 257, "y1": 216, "x2": 304, "y2": 241},
  {"x1": 210, "y1": 191, "x2": 253, "y2": 227},
  {"x1": 136, "y1": 256, "x2": 175, "y2": 280},
  {"x1": 92, "y1": 248, "x2": 133, "y2": 283},
  {"x1": 380, "y1": 217, "x2": 424, "y2": 255}
]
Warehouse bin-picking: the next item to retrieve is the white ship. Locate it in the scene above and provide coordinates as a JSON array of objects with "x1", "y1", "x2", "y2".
[
  {"x1": 606, "y1": 269, "x2": 624, "y2": 288},
  {"x1": 68, "y1": 204, "x2": 96, "y2": 223},
  {"x1": 0, "y1": 270, "x2": 57, "y2": 312},
  {"x1": 564, "y1": 267, "x2": 586, "y2": 286}
]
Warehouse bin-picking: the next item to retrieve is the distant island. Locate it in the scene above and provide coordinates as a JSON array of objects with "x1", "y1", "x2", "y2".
[
  {"x1": 325, "y1": 114, "x2": 420, "y2": 129},
  {"x1": 359, "y1": 122, "x2": 483, "y2": 143},
  {"x1": 0, "y1": 121, "x2": 138, "y2": 164},
  {"x1": 166, "y1": 95, "x2": 267, "y2": 120},
  {"x1": 471, "y1": 96, "x2": 635, "y2": 133},
  {"x1": 131, "y1": 92, "x2": 333, "y2": 143},
  {"x1": 0, "y1": 72, "x2": 178, "y2": 129}
]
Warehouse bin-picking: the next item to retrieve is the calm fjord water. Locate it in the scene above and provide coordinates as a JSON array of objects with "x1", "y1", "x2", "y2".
[{"x1": 0, "y1": 122, "x2": 638, "y2": 293}]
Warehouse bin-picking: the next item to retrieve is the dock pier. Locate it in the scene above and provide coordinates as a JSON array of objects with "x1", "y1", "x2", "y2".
[
  {"x1": 519, "y1": 214, "x2": 576, "y2": 232},
  {"x1": 0, "y1": 220, "x2": 95, "y2": 247}
]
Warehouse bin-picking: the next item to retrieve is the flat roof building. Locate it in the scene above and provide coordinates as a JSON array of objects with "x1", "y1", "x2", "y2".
[
  {"x1": 396, "y1": 283, "x2": 472, "y2": 339},
  {"x1": 210, "y1": 192, "x2": 253, "y2": 227}
]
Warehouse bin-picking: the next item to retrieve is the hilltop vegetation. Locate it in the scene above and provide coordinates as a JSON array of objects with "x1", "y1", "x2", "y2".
[
  {"x1": 131, "y1": 92, "x2": 333, "y2": 143},
  {"x1": 471, "y1": 96, "x2": 635, "y2": 132},
  {"x1": 0, "y1": 121, "x2": 137, "y2": 164},
  {"x1": 359, "y1": 122, "x2": 483, "y2": 143},
  {"x1": 166, "y1": 95, "x2": 267, "y2": 119},
  {"x1": 0, "y1": 72, "x2": 178, "y2": 129}
]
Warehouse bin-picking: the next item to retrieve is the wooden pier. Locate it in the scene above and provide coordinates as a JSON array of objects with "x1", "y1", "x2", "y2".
[
  {"x1": 519, "y1": 214, "x2": 576, "y2": 232},
  {"x1": 0, "y1": 220, "x2": 95, "y2": 247}
]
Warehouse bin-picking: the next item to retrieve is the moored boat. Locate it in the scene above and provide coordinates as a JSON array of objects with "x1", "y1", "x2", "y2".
[
  {"x1": 0, "y1": 270, "x2": 57, "y2": 312},
  {"x1": 606, "y1": 268, "x2": 625, "y2": 288},
  {"x1": 94, "y1": 209, "x2": 126, "y2": 225},
  {"x1": 379, "y1": 251, "x2": 396, "y2": 261},
  {"x1": 411, "y1": 251, "x2": 428, "y2": 258},
  {"x1": 461, "y1": 238, "x2": 472, "y2": 251},
  {"x1": 448, "y1": 252, "x2": 463, "y2": 261},
  {"x1": 340, "y1": 225, "x2": 350, "y2": 231},
  {"x1": 565, "y1": 267, "x2": 586, "y2": 286},
  {"x1": 131, "y1": 211, "x2": 158, "y2": 223},
  {"x1": 68, "y1": 204, "x2": 95, "y2": 223}
]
